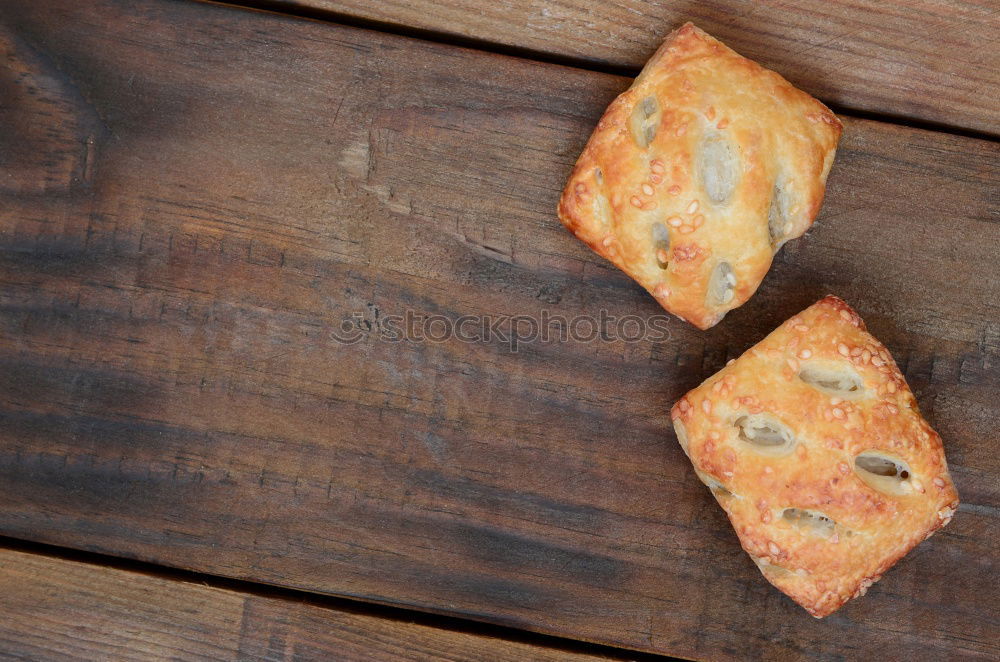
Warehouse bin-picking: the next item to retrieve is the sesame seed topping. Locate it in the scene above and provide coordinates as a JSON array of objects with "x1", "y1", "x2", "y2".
[
  {"x1": 768, "y1": 542, "x2": 781, "y2": 556},
  {"x1": 653, "y1": 283, "x2": 671, "y2": 298},
  {"x1": 668, "y1": 185, "x2": 681, "y2": 195},
  {"x1": 650, "y1": 174, "x2": 662, "y2": 184},
  {"x1": 667, "y1": 216, "x2": 683, "y2": 227},
  {"x1": 642, "y1": 200, "x2": 658, "y2": 211},
  {"x1": 861, "y1": 349, "x2": 871, "y2": 363},
  {"x1": 832, "y1": 408, "x2": 845, "y2": 419},
  {"x1": 702, "y1": 400, "x2": 712, "y2": 414},
  {"x1": 726, "y1": 359, "x2": 736, "y2": 366},
  {"x1": 798, "y1": 349, "x2": 812, "y2": 359},
  {"x1": 851, "y1": 347, "x2": 863, "y2": 357},
  {"x1": 651, "y1": 160, "x2": 665, "y2": 174},
  {"x1": 675, "y1": 124, "x2": 687, "y2": 137},
  {"x1": 830, "y1": 534, "x2": 839, "y2": 544},
  {"x1": 887, "y1": 404, "x2": 898, "y2": 414},
  {"x1": 763, "y1": 466, "x2": 772, "y2": 474},
  {"x1": 933, "y1": 477, "x2": 945, "y2": 488},
  {"x1": 871, "y1": 357, "x2": 883, "y2": 367},
  {"x1": 838, "y1": 462, "x2": 849, "y2": 475},
  {"x1": 795, "y1": 324, "x2": 809, "y2": 332},
  {"x1": 686, "y1": 200, "x2": 700, "y2": 214},
  {"x1": 705, "y1": 106, "x2": 716, "y2": 120},
  {"x1": 642, "y1": 183, "x2": 655, "y2": 196},
  {"x1": 656, "y1": 248, "x2": 670, "y2": 263},
  {"x1": 679, "y1": 226, "x2": 694, "y2": 234},
  {"x1": 601, "y1": 235, "x2": 614, "y2": 247},
  {"x1": 691, "y1": 214, "x2": 704, "y2": 228},
  {"x1": 678, "y1": 399, "x2": 690, "y2": 412},
  {"x1": 840, "y1": 310, "x2": 853, "y2": 322},
  {"x1": 575, "y1": 182, "x2": 587, "y2": 193},
  {"x1": 631, "y1": 196, "x2": 642, "y2": 208},
  {"x1": 838, "y1": 343, "x2": 850, "y2": 356},
  {"x1": 830, "y1": 397, "x2": 842, "y2": 405},
  {"x1": 786, "y1": 358, "x2": 799, "y2": 371}
]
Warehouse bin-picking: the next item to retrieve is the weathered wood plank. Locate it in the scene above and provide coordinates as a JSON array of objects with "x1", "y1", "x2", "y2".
[
  {"x1": 0, "y1": 0, "x2": 998, "y2": 659},
  {"x1": 0, "y1": 547, "x2": 621, "y2": 661},
  {"x1": 249, "y1": 0, "x2": 1000, "y2": 136}
]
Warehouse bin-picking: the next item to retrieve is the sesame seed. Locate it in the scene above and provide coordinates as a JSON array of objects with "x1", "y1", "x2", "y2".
[
  {"x1": 887, "y1": 404, "x2": 898, "y2": 414},
  {"x1": 763, "y1": 466, "x2": 772, "y2": 474},
  {"x1": 832, "y1": 408, "x2": 845, "y2": 419},
  {"x1": 709, "y1": 431, "x2": 720, "y2": 440},
  {"x1": 679, "y1": 226, "x2": 694, "y2": 234},
  {"x1": 795, "y1": 324, "x2": 809, "y2": 332},
  {"x1": 650, "y1": 174, "x2": 662, "y2": 184},
  {"x1": 668, "y1": 185, "x2": 681, "y2": 195},
  {"x1": 675, "y1": 124, "x2": 687, "y2": 136},
  {"x1": 838, "y1": 462, "x2": 849, "y2": 474},
  {"x1": 786, "y1": 358, "x2": 799, "y2": 371},
  {"x1": 691, "y1": 214, "x2": 704, "y2": 228},
  {"x1": 642, "y1": 200, "x2": 658, "y2": 211},
  {"x1": 838, "y1": 343, "x2": 850, "y2": 356},
  {"x1": 686, "y1": 200, "x2": 700, "y2": 214},
  {"x1": 726, "y1": 359, "x2": 736, "y2": 366},
  {"x1": 601, "y1": 235, "x2": 614, "y2": 247},
  {"x1": 768, "y1": 542, "x2": 781, "y2": 556},
  {"x1": 642, "y1": 183, "x2": 655, "y2": 196},
  {"x1": 798, "y1": 349, "x2": 812, "y2": 359},
  {"x1": 651, "y1": 160, "x2": 665, "y2": 174},
  {"x1": 933, "y1": 477, "x2": 945, "y2": 488},
  {"x1": 631, "y1": 196, "x2": 642, "y2": 208},
  {"x1": 678, "y1": 399, "x2": 690, "y2": 412},
  {"x1": 702, "y1": 400, "x2": 712, "y2": 414},
  {"x1": 830, "y1": 534, "x2": 839, "y2": 544},
  {"x1": 861, "y1": 349, "x2": 871, "y2": 363},
  {"x1": 716, "y1": 118, "x2": 730, "y2": 129},
  {"x1": 712, "y1": 381, "x2": 723, "y2": 393},
  {"x1": 840, "y1": 310, "x2": 852, "y2": 322},
  {"x1": 871, "y1": 357, "x2": 883, "y2": 367},
  {"x1": 722, "y1": 471, "x2": 734, "y2": 478},
  {"x1": 668, "y1": 216, "x2": 683, "y2": 227},
  {"x1": 706, "y1": 106, "x2": 716, "y2": 120},
  {"x1": 653, "y1": 283, "x2": 671, "y2": 298},
  {"x1": 830, "y1": 397, "x2": 842, "y2": 405},
  {"x1": 851, "y1": 347, "x2": 863, "y2": 357},
  {"x1": 574, "y1": 182, "x2": 587, "y2": 193},
  {"x1": 656, "y1": 248, "x2": 669, "y2": 263}
]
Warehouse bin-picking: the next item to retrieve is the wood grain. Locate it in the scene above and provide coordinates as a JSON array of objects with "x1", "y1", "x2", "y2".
[
  {"x1": 0, "y1": 0, "x2": 998, "y2": 659},
  {"x1": 246, "y1": 0, "x2": 1000, "y2": 136},
  {"x1": 0, "y1": 547, "x2": 621, "y2": 661}
]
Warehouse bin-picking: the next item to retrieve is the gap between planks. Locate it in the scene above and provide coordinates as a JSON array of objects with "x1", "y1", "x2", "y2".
[
  {"x1": 0, "y1": 535, "x2": 675, "y2": 662},
  {"x1": 197, "y1": 0, "x2": 1000, "y2": 144}
]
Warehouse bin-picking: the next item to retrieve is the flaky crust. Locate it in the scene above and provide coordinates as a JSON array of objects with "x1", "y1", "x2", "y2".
[
  {"x1": 671, "y1": 296, "x2": 959, "y2": 617},
  {"x1": 559, "y1": 23, "x2": 841, "y2": 329}
]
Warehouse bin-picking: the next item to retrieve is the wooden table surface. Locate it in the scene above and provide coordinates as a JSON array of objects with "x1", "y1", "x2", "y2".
[{"x1": 1, "y1": 0, "x2": 997, "y2": 660}]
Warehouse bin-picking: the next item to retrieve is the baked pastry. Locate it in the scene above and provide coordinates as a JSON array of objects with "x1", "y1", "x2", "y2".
[
  {"x1": 671, "y1": 296, "x2": 959, "y2": 617},
  {"x1": 558, "y1": 23, "x2": 842, "y2": 329}
]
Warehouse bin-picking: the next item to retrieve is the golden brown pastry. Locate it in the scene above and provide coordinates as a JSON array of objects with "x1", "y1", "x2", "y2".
[
  {"x1": 671, "y1": 296, "x2": 959, "y2": 617},
  {"x1": 559, "y1": 23, "x2": 842, "y2": 329}
]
